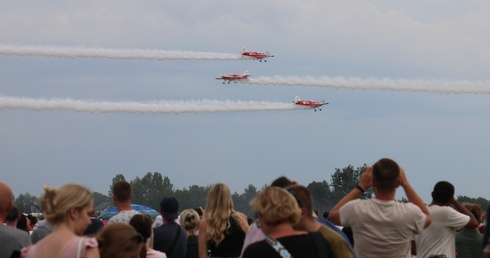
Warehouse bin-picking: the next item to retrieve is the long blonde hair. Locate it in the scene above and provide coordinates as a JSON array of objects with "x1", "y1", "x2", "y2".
[
  {"x1": 204, "y1": 183, "x2": 241, "y2": 245},
  {"x1": 40, "y1": 184, "x2": 93, "y2": 225}
]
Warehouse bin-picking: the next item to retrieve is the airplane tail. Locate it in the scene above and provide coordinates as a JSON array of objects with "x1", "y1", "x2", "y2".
[
  {"x1": 243, "y1": 71, "x2": 249, "y2": 76},
  {"x1": 242, "y1": 48, "x2": 246, "y2": 53},
  {"x1": 295, "y1": 96, "x2": 301, "y2": 103}
]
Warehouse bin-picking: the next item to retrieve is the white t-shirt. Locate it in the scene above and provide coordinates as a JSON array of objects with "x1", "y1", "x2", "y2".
[
  {"x1": 340, "y1": 198, "x2": 426, "y2": 258},
  {"x1": 108, "y1": 210, "x2": 140, "y2": 224},
  {"x1": 414, "y1": 205, "x2": 470, "y2": 258}
]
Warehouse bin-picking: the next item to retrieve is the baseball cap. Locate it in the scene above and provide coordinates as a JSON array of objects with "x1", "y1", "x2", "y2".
[{"x1": 160, "y1": 197, "x2": 179, "y2": 220}]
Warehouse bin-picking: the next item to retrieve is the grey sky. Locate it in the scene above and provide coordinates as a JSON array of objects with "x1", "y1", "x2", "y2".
[{"x1": 1, "y1": 1, "x2": 489, "y2": 205}]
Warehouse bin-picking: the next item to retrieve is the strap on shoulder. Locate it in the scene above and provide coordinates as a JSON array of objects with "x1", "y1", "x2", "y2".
[{"x1": 265, "y1": 236, "x2": 294, "y2": 258}]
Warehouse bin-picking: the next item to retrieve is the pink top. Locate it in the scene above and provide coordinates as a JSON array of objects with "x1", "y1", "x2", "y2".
[{"x1": 21, "y1": 236, "x2": 98, "y2": 258}]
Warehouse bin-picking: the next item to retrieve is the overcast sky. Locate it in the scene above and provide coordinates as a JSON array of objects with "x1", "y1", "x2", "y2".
[{"x1": 1, "y1": 0, "x2": 490, "y2": 206}]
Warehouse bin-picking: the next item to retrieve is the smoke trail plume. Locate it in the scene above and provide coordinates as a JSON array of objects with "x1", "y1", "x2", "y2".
[
  {"x1": 0, "y1": 96, "x2": 306, "y2": 114},
  {"x1": 0, "y1": 44, "x2": 243, "y2": 60},
  {"x1": 246, "y1": 76, "x2": 490, "y2": 94}
]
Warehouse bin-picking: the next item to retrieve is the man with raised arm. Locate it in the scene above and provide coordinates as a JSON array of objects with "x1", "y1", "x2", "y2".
[
  {"x1": 414, "y1": 181, "x2": 478, "y2": 258},
  {"x1": 328, "y1": 158, "x2": 431, "y2": 258}
]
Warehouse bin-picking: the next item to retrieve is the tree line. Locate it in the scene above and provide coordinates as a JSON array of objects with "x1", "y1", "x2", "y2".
[{"x1": 13, "y1": 164, "x2": 490, "y2": 217}]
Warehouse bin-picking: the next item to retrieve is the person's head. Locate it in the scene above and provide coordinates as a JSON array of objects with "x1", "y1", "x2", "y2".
[
  {"x1": 250, "y1": 186, "x2": 301, "y2": 234},
  {"x1": 270, "y1": 176, "x2": 293, "y2": 188},
  {"x1": 193, "y1": 207, "x2": 204, "y2": 219},
  {"x1": 6, "y1": 205, "x2": 20, "y2": 223},
  {"x1": 432, "y1": 181, "x2": 454, "y2": 204},
  {"x1": 179, "y1": 209, "x2": 200, "y2": 236},
  {"x1": 29, "y1": 215, "x2": 39, "y2": 229},
  {"x1": 465, "y1": 204, "x2": 482, "y2": 223},
  {"x1": 323, "y1": 211, "x2": 330, "y2": 220},
  {"x1": 112, "y1": 181, "x2": 132, "y2": 203},
  {"x1": 285, "y1": 185, "x2": 313, "y2": 219},
  {"x1": 40, "y1": 184, "x2": 93, "y2": 235},
  {"x1": 160, "y1": 196, "x2": 179, "y2": 221},
  {"x1": 205, "y1": 183, "x2": 234, "y2": 217},
  {"x1": 129, "y1": 214, "x2": 152, "y2": 241},
  {"x1": 204, "y1": 183, "x2": 236, "y2": 245},
  {"x1": 0, "y1": 182, "x2": 13, "y2": 220},
  {"x1": 17, "y1": 213, "x2": 31, "y2": 232},
  {"x1": 97, "y1": 223, "x2": 145, "y2": 258},
  {"x1": 372, "y1": 158, "x2": 401, "y2": 193}
]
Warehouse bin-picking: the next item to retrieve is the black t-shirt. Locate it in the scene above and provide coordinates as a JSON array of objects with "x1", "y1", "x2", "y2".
[
  {"x1": 185, "y1": 235, "x2": 198, "y2": 258},
  {"x1": 242, "y1": 232, "x2": 338, "y2": 258},
  {"x1": 154, "y1": 222, "x2": 188, "y2": 258}
]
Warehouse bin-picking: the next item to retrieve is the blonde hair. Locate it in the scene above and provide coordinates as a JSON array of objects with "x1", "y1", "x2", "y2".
[
  {"x1": 250, "y1": 187, "x2": 301, "y2": 226},
  {"x1": 40, "y1": 184, "x2": 93, "y2": 225},
  {"x1": 179, "y1": 209, "x2": 200, "y2": 237},
  {"x1": 97, "y1": 223, "x2": 145, "y2": 258},
  {"x1": 204, "y1": 183, "x2": 241, "y2": 245}
]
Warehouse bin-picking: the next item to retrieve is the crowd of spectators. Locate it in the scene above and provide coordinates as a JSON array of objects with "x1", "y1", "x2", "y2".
[{"x1": 1, "y1": 157, "x2": 490, "y2": 258}]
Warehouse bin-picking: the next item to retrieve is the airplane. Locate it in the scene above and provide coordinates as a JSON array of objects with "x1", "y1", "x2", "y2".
[
  {"x1": 215, "y1": 71, "x2": 250, "y2": 84},
  {"x1": 294, "y1": 96, "x2": 328, "y2": 111},
  {"x1": 241, "y1": 48, "x2": 274, "y2": 62}
]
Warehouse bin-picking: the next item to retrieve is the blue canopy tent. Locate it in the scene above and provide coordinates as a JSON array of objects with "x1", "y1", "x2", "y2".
[{"x1": 97, "y1": 204, "x2": 160, "y2": 220}]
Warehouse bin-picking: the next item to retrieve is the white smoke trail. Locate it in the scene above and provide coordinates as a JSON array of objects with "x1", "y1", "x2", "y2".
[
  {"x1": 0, "y1": 44, "x2": 243, "y2": 60},
  {"x1": 246, "y1": 76, "x2": 490, "y2": 94},
  {"x1": 0, "y1": 97, "x2": 307, "y2": 114}
]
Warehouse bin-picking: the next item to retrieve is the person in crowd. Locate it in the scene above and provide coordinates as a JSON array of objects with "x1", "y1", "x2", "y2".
[
  {"x1": 0, "y1": 182, "x2": 31, "y2": 258},
  {"x1": 17, "y1": 213, "x2": 32, "y2": 233},
  {"x1": 287, "y1": 184, "x2": 355, "y2": 258},
  {"x1": 322, "y1": 211, "x2": 330, "y2": 221},
  {"x1": 152, "y1": 215, "x2": 164, "y2": 228},
  {"x1": 154, "y1": 197, "x2": 188, "y2": 258},
  {"x1": 455, "y1": 204, "x2": 483, "y2": 258},
  {"x1": 20, "y1": 183, "x2": 99, "y2": 258},
  {"x1": 414, "y1": 181, "x2": 478, "y2": 258},
  {"x1": 5, "y1": 205, "x2": 21, "y2": 228},
  {"x1": 328, "y1": 158, "x2": 431, "y2": 258},
  {"x1": 483, "y1": 204, "x2": 490, "y2": 258},
  {"x1": 242, "y1": 186, "x2": 337, "y2": 258},
  {"x1": 179, "y1": 209, "x2": 200, "y2": 258},
  {"x1": 130, "y1": 214, "x2": 167, "y2": 258},
  {"x1": 199, "y1": 183, "x2": 249, "y2": 258},
  {"x1": 30, "y1": 218, "x2": 53, "y2": 244},
  {"x1": 479, "y1": 209, "x2": 487, "y2": 234},
  {"x1": 241, "y1": 176, "x2": 293, "y2": 255},
  {"x1": 97, "y1": 222, "x2": 145, "y2": 258},
  {"x1": 108, "y1": 181, "x2": 140, "y2": 224},
  {"x1": 29, "y1": 216, "x2": 38, "y2": 230},
  {"x1": 83, "y1": 210, "x2": 104, "y2": 236}
]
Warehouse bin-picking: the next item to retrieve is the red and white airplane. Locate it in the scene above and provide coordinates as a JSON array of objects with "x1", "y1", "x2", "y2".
[
  {"x1": 294, "y1": 96, "x2": 328, "y2": 111},
  {"x1": 241, "y1": 48, "x2": 274, "y2": 62},
  {"x1": 216, "y1": 71, "x2": 250, "y2": 84}
]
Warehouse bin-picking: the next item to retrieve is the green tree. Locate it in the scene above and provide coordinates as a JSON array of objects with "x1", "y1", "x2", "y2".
[
  {"x1": 93, "y1": 191, "x2": 111, "y2": 207},
  {"x1": 330, "y1": 164, "x2": 373, "y2": 204},
  {"x1": 306, "y1": 180, "x2": 333, "y2": 213},
  {"x1": 14, "y1": 193, "x2": 40, "y2": 213},
  {"x1": 235, "y1": 185, "x2": 257, "y2": 217},
  {"x1": 174, "y1": 185, "x2": 210, "y2": 211},
  {"x1": 108, "y1": 174, "x2": 126, "y2": 196},
  {"x1": 130, "y1": 172, "x2": 174, "y2": 210},
  {"x1": 457, "y1": 195, "x2": 489, "y2": 212}
]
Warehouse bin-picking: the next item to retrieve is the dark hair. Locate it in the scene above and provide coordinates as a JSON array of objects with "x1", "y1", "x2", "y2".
[
  {"x1": 6, "y1": 206, "x2": 20, "y2": 221},
  {"x1": 287, "y1": 185, "x2": 315, "y2": 215},
  {"x1": 129, "y1": 214, "x2": 152, "y2": 241},
  {"x1": 432, "y1": 181, "x2": 454, "y2": 203},
  {"x1": 372, "y1": 158, "x2": 400, "y2": 193},
  {"x1": 323, "y1": 211, "x2": 330, "y2": 219},
  {"x1": 271, "y1": 176, "x2": 293, "y2": 188},
  {"x1": 112, "y1": 181, "x2": 132, "y2": 202},
  {"x1": 17, "y1": 213, "x2": 29, "y2": 232}
]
